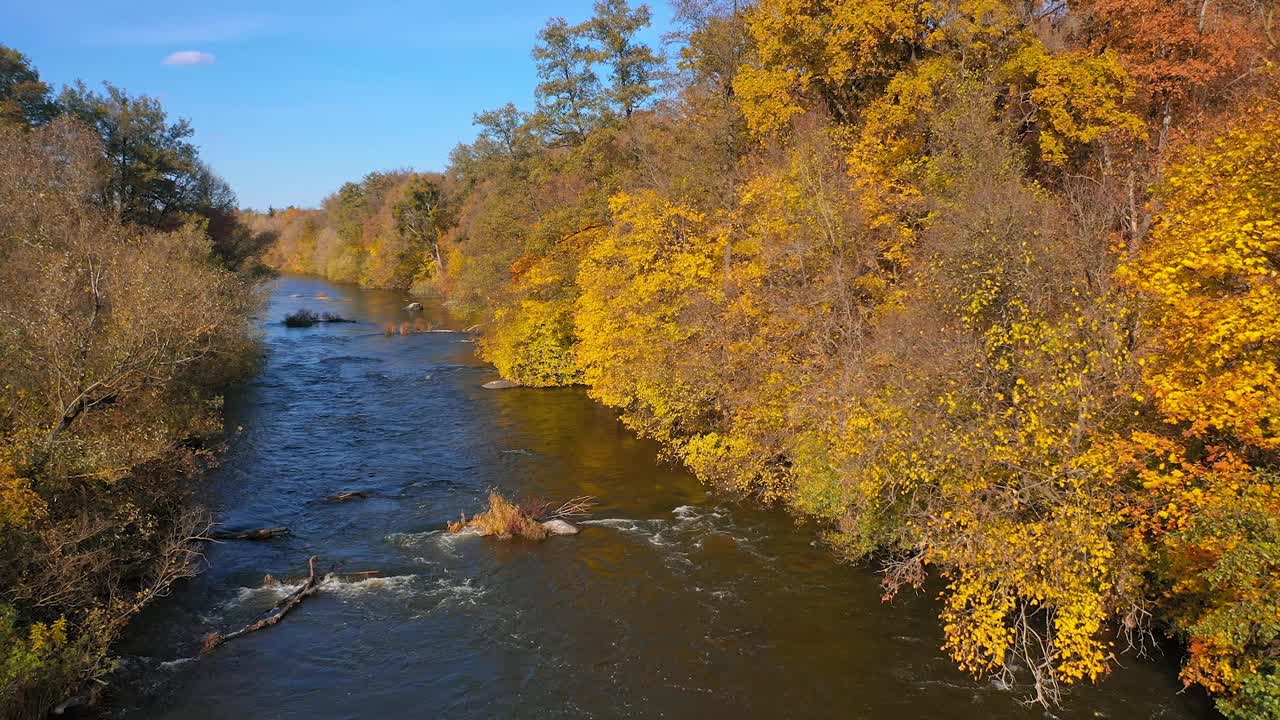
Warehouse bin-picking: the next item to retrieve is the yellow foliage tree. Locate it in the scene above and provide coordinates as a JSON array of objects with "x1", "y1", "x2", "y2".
[
  {"x1": 1003, "y1": 40, "x2": 1144, "y2": 165},
  {"x1": 1122, "y1": 109, "x2": 1280, "y2": 449},
  {"x1": 483, "y1": 298, "x2": 583, "y2": 387},
  {"x1": 1109, "y1": 108, "x2": 1280, "y2": 716},
  {"x1": 575, "y1": 192, "x2": 723, "y2": 443},
  {"x1": 734, "y1": 0, "x2": 931, "y2": 135}
]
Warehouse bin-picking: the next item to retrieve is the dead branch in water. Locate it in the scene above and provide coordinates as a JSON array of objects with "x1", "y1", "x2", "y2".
[
  {"x1": 322, "y1": 490, "x2": 369, "y2": 503},
  {"x1": 50, "y1": 686, "x2": 103, "y2": 716},
  {"x1": 540, "y1": 496, "x2": 596, "y2": 522},
  {"x1": 207, "y1": 526, "x2": 290, "y2": 541},
  {"x1": 201, "y1": 556, "x2": 321, "y2": 654},
  {"x1": 262, "y1": 568, "x2": 379, "y2": 587},
  {"x1": 332, "y1": 569, "x2": 382, "y2": 579}
]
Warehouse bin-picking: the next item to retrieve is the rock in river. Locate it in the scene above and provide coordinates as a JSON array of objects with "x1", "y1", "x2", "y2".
[
  {"x1": 404, "y1": 302, "x2": 423, "y2": 311},
  {"x1": 482, "y1": 379, "x2": 521, "y2": 389},
  {"x1": 541, "y1": 519, "x2": 579, "y2": 536}
]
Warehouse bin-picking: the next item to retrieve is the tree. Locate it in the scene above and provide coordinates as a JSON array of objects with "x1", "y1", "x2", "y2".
[
  {"x1": 669, "y1": 0, "x2": 750, "y2": 97},
  {"x1": 1002, "y1": 41, "x2": 1144, "y2": 166},
  {"x1": 584, "y1": 0, "x2": 665, "y2": 117},
  {"x1": 1072, "y1": 0, "x2": 1270, "y2": 130},
  {"x1": 0, "y1": 45, "x2": 57, "y2": 127},
  {"x1": 733, "y1": 0, "x2": 932, "y2": 135},
  {"x1": 1121, "y1": 108, "x2": 1280, "y2": 450},
  {"x1": 532, "y1": 17, "x2": 602, "y2": 144},
  {"x1": 393, "y1": 174, "x2": 452, "y2": 277},
  {"x1": 1106, "y1": 109, "x2": 1280, "y2": 713},
  {"x1": 3, "y1": 47, "x2": 271, "y2": 273},
  {"x1": 58, "y1": 81, "x2": 200, "y2": 228},
  {"x1": 472, "y1": 102, "x2": 532, "y2": 159}
]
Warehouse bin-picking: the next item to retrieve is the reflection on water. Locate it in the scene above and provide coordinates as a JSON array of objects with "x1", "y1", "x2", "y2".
[{"x1": 107, "y1": 275, "x2": 1212, "y2": 719}]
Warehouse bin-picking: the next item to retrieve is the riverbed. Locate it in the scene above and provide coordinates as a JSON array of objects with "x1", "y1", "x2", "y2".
[{"x1": 107, "y1": 275, "x2": 1212, "y2": 719}]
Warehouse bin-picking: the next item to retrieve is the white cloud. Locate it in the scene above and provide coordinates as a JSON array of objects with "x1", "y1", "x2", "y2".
[{"x1": 162, "y1": 51, "x2": 216, "y2": 66}]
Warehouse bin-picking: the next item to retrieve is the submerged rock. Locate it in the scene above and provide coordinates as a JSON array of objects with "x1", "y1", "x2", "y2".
[
  {"x1": 541, "y1": 519, "x2": 579, "y2": 536},
  {"x1": 482, "y1": 379, "x2": 521, "y2": 389}
]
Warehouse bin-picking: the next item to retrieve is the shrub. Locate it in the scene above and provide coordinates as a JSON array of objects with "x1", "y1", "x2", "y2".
[
  {"x1": 479, "y1": 299, "x2": 580, "y2": 387},
  {"x1": 284, "y1": 309, "x2": 319, "y2": 327},
  {"x1": 284, "y1": 309, "x2": 352, "y2": 327},
  {"x1": 448, "y1": 491, "x2": 548, "y2": 540}
]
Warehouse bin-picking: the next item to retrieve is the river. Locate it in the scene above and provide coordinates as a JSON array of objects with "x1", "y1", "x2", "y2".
[{"x1": 107, "y1": 275, "x2": 1212, "y2": 719}]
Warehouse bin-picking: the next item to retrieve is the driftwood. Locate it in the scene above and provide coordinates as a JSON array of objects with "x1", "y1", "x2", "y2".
[
  {"x1": 322, "y1": 490, "x2": 369, "y2": 503},
  {"x1": 201, "y1": 556, "x2": 321, "y2": 654},
  {"x1": 263, "y1": 569, "x2": 380, "y2": 587},
  {"x1": 333, "y1": 569, "x2": 382, "y2": 578},
  {"x1": 539, "y1": 495, "x2": 596, "y2": 522},
  {"x1": 208, "y1": 527, "x2": 290, "y2": 541}
]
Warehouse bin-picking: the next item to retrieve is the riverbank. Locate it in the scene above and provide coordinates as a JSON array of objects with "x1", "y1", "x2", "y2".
[{"x1": 0, "y1": 119, "x2": 264, "y2": 718}]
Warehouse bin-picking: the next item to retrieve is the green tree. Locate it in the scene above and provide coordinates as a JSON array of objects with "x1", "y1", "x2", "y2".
[
  {"x1": 670, "y1": 0, "x2": 750, "y2": 97},
  {"x1": 532, "y1": 17, "x2": 602, "y2": 145},
  {"x1": 393, "y1": 174, "x2": 452, "y2": 276},
  {"x1": 58, "y1": 81, "x2": 200, "y2": 228},
  {"x1": 472, "y1": 102, "x2": 534, "y2": 161},
  {"x1": 584, "y1": 0, "x2": 666, "y2": 117}
]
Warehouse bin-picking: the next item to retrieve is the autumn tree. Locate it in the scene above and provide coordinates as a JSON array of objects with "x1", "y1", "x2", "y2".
[
  {"x1": 1112, "y1": 106, "x2": 1280, "y2": 719},
  {"x1": 733, "y1": 0, "x2": 933, "y2": 134},
  {"x1": 0, "y1": 45, "x2": 57, "y2": 127},
  {"x1": 1072, "y1": 0, "x2": 1271, "y2": 131},
  {"x1": 472, "y1": 102, "x2": 533, "y2": 161},
  {"x1": 669, "y1": 0, "x2": 750, "y2": 97},
  {"x1": 1123, "y1": 108, "x2": 1280, "y2": 450}
]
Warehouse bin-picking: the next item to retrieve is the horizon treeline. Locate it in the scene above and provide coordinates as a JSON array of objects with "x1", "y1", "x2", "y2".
[
  {"x1": 0, "y1": 46, "x2": 265, "y2": 718},
  {"x1": 264, "y1": 0, "x2": 1277, "y2": 715}
]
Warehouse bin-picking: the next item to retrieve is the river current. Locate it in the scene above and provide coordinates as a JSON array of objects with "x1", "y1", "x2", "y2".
[{"x1": 107, "y1": 275, "x2": 1212, "y2": 719}]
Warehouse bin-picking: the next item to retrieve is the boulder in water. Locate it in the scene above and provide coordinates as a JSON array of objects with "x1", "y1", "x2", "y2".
[
  {"x1": 482, "y1": 379, "x2": 521, "y2": 389},
  {"x1": 404, "y1": 302, "x2": 423, "y2": 311},
  {"x1": 541, "y1": 519, "x2": 579, "y2": 536}
]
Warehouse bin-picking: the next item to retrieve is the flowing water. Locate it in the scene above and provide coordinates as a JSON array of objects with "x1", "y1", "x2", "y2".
[{"x1": 108, "y1": 275, "x2": 1212, "y2": 719}]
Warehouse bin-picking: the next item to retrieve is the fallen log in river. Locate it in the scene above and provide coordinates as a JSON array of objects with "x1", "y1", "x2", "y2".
[
  {"x1": 207, "y1": 527, "x2": 290, "y2": 540},
  {"x1": 201, "y1": 556, "x2": 321, "y2": 654}
]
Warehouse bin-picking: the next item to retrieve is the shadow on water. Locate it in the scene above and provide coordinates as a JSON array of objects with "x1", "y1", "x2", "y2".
[{"x1": 101, "y1": 275, "x2": 1215, "y2": 719}]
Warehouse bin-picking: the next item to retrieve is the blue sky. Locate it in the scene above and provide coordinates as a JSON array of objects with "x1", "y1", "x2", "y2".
[{"x1": 7, "y1": 1, "x2": 676, "y2": 209}]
